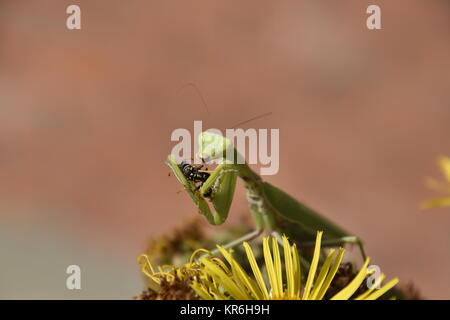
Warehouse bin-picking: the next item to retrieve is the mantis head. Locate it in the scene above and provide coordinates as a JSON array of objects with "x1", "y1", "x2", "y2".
[{"x1": 198, "y1": 131, "x2": 233, "y2": 163}]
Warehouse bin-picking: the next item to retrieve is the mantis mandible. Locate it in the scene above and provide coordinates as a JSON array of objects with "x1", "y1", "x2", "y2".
[{"x1": 166, "y1": 131, "x2": 366, "y2": 260}]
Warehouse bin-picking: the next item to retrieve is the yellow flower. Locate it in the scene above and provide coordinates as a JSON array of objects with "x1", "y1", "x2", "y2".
[
  {"x1": 138, "y1": 248, "x2": 208, "y2": 292},
  {"x1": 137, "y1": 248, "x2": 212, "y2": 300},
  {"x1": 191, "y1": 232, "x2": 399, "y2": 300},
  {"x1": 422, "y1": 155, "x2": 450, "y2": 209}
]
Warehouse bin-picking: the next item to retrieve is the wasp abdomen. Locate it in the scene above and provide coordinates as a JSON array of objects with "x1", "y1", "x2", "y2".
[{"x1": 179, "y1": 161, "x2": 210, "y2": 183}]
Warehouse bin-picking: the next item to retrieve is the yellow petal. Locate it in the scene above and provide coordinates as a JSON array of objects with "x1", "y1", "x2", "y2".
[
  {"x1": 216, "y1": 244, "x2": 263, "y2": 299},
  {"x1": 263, "y1": 237, "x2": 279, "y2": 298},
  {"x1": 331, "y1": 258, "x2": 370, "y2": 300},
  {"x1": 354, "y1": 273, "x2": 386, "y2": 300},
  {"x1": 309, "y1": 249, "x2": 335, "y2": 300},
  {"x1": 272, "y1": 237, "x2": 283, "y2": 297},
  {"x1": 283, "y1": 236, "x2": 295, "y2": 298},
  {"x1": 210, "y1": 289, "x2": 229, "y2": 300},
  {"x1": 424, "y1": 177, "x2": 450, "y2": 193},
  {"x1": 421, "y1": 197, "x2": 450, "y2": 209},
  {"x1": 302, "y1": 231, "x2": 323, "y2": 300},
  {"x1": 137, "y1": 254, "x2": 156, "y2": 276},
  {"x1": 201, "y1": 258, "x2": 249, "y2": 300},
  {"x1": 231, "y1": 259, "x2": 264, "y2": 299},
  {"x1": 438, "y1": 156, "x2": 450, "y2": 183},
  {"x1": 190, "y1": 248, "x2": 212, "y2": 264},
  {"x1": 191, "y1": 282, "x2": 214, "y2": 300},
  {"x1": 292, "y1": 244, "x2": 301, "y2": 298},
  {"x1": 211, "y1": 256, "x2": 232, "y2": 275},
  {"x1": 243, "y1": 241, "x2": 270, "y2": 299},
  {"x1": 364, "y1": 278, "x2": 399, "y2": 300},
  {"x1": 316, "y1": 248, "x2": 345, "y2": 300}
]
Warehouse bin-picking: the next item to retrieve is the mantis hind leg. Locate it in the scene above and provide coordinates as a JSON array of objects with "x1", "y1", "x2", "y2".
[{"x1": 203, "y1": 228, "x2": 264, "y2": 257}]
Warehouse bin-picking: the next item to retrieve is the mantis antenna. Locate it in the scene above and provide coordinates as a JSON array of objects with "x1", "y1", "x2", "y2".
[
  {"x1": 177, "y1": 82, "x2": 273, "y2": 130},
  {"x1": 231, "y1": 111, "x2": 273, "y2": 129},
  {"x1": 177, "y1": 82, "x2": 211, "y2": 118}
]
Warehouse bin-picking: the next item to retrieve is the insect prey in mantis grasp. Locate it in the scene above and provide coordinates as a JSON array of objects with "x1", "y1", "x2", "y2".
[{"x1": 178, "y1": 160, "x2": 213, "y2": 198}]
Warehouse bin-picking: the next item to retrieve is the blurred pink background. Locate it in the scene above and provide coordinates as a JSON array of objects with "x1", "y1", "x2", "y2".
[{"x1": 0, "y1": 0, "x2": 449, "y2": 298}]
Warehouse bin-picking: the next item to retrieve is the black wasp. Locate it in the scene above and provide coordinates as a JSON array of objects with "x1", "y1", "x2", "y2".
[{"x1": 178, "y1": 160, "x2": 212, "y2": 197}]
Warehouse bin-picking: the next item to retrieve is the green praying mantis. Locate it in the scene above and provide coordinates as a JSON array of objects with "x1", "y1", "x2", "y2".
[{"x1": 166, "y1": 131, "x2": 366, "y2": 260}]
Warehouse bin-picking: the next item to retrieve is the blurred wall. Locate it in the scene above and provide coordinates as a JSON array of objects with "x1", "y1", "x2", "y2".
[{"x1": 0, "y1": 0, "x2": 449, "y2": 298}]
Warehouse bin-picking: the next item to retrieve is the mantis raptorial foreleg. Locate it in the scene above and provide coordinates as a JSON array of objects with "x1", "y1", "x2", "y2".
[
  {"x1": 198, "y1": 163, "x2": 268, "y2": 249},
  {"x1": 199, "y1": 164, "x2": 239, "y2": 196}
]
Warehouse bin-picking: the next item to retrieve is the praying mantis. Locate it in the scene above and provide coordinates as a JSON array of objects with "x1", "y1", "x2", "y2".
[{"x1": 166, "y1": 131, "x2": 367, "y2": 260}]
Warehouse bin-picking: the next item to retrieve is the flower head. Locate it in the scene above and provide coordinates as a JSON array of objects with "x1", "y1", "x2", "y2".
[
  {"x1": 137, "y1": 249, "x2": 208, "y2": 300},
  {"x1": 422, "y1": 155, "x2": 450, "y2": 209},
  {"x1": 190, "y1": 232, "x2": 399, "y2": 300},
  {"x1": 138, "y1": 232, "x2": 398, "y2": 300}
]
